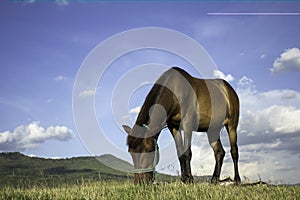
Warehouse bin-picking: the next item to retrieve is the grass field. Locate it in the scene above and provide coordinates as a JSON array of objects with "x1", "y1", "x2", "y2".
[
  {"x1": 1, "y1": 153, "x2": 299, "y2": 200},
  {"x1": 1, "y1": 181, "x2": 299, "y2": 200}
]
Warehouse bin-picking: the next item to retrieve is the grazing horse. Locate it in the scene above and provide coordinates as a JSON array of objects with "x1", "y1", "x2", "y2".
[{"x1": 123, "y1": 67, "x2": 241, "y2": 184}]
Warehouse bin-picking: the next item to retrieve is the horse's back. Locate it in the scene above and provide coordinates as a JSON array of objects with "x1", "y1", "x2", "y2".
[
  {"x1": 173, "y1": 68, "x2": 239, "y2": 129},
  {"x1": 196, "y1": 78, "x2": 239, "y2": 128},
  {"x1": 154, "y1": 67, "x2": 239, "y2": 129}
]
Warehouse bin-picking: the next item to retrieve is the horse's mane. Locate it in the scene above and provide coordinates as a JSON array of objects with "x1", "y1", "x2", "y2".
[
  {"x1": 127, "y1": 84, "x2": 163, "y2": 148},
  {"x1": 171, "y1": 67, "x2": 193, "y2": 79},
  {"x1": 135, "y1": 67, "x2": 192, "y2": 126},
  {"x1": 135, "y1": 84, "x2": 162, "y2": 125}
]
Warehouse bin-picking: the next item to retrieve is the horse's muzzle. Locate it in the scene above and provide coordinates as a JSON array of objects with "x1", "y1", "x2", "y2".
[{"x1": 134, "y1": 172, "x2": 154, "y2": 184}]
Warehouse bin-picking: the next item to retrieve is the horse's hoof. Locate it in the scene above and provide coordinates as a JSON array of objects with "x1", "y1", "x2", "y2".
[
  {"x1": 234, "y1": 176, "x2": 241, "y2": 185},
  {"x1": 211, "y1": 177, "x2": 219, "y2": 185},
  {"x1": 181, "y1": 177, "x2": 194, "y2": 184}
]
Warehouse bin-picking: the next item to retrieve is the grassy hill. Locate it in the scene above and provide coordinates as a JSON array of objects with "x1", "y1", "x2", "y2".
[
  {"x1": 0, "y1": 152, "x2": 134, "y2": 187},
  {"x1": 0, "y1": 152, "x2": 180, "y2": 187}
]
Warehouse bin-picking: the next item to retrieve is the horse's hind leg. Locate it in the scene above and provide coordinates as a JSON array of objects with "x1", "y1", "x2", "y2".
[
  {"x1": 208, "y1": 129, "x2": 225, "y2": 184},
  {"x1": 226, "y1": 125, "x2": 241, "y2": 183}
]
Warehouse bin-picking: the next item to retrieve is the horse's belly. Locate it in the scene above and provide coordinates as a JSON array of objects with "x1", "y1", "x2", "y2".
[
  {"x1": 197, "y1": 116, "x2": 210, "y2": 132},
  {"x1": 197, "y1": 110, "x2": 226, "y2": 132}
]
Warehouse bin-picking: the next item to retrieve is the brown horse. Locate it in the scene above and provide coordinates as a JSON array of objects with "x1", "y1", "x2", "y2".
[{"x1": 123, "y1": 67, "x2": 241, "y2": 184}]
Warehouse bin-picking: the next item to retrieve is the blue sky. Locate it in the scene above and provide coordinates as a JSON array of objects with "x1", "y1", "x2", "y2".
[{"x1": 1, "y1": 1, "x2": 300, "y2": 184}]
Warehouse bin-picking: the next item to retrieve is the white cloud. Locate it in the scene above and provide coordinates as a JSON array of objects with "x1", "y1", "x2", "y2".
[
  {"x1": 237, "y1": 76, "x2": 256, "y2": 94},
  {"x1": 260, "y1": 53, "x2": 266, "y2": 59},
  {"x1": 280, "y1": 90, "x2": 298, "y2": 99},
  {"x1": 234, "y1": 75, "x2": 300, "y2": 183},
  {"x1": 51, "y1": 156, "x2": 62, "y2": 159},
  {"x1": 237, "y1": 75, "x2": 300, "y2": 138},
  {"x1": 79, "y1": 89, "x2": 96, "y2": 98},
  {"x1": 240, "y1": 105, "x2": 300, "y2": 136},
  {"x1": 129, "y1": 106, "x2": 141, "y2": 114},
  {"x1": 271, "y1": 48, "x2": 300, "y2": 73},
  {"x1": 0, "y1": 122, "x2": 73, "y2": 151},
  {"x1": 213, "y1": 70, "x2": 234, "y2": 82},
  {"x1": 54, "y1": 75, "x2": 67, "y2": 81},
  {"x1": 191, "y1": 145, "x2": 215, "y2": 176}
]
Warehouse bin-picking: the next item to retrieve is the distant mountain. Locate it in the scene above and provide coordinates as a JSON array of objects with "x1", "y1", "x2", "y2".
[{"x1": 0, "y1": 152, "x2": 133, "y2": 187}]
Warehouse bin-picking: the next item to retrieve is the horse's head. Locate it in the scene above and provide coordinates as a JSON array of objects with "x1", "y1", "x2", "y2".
[{"x1": 123, "y1": 124, "x2": 159, "y2": 184}]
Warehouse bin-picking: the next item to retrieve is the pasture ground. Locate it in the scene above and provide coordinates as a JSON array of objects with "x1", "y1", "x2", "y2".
[{"x1": 1, "y1": 180, "x2": 299, "y2": 200}]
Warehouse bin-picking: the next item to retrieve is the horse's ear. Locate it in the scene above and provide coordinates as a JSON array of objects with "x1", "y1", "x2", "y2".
[{"x1": 122, "y1": 125, "x2": 132, "y2": 135}]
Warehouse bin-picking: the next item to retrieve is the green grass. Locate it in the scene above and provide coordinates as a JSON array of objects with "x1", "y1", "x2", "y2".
[
  {"x1": 1, "y1": 153, "x2": 299, "y2": 199},
  {"x1": 1, "y1": 181, "x2": 299, "y2": 200}
]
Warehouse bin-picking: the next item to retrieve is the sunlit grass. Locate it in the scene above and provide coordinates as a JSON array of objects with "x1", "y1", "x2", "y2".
[{"x1": 1, "y1": 181, "x2": 299, "y2": 200}]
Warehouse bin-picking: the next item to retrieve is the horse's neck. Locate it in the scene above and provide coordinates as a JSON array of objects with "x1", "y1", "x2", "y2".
[{"x1": 136, "y1": 85, "x2": 169, "y2": 131}]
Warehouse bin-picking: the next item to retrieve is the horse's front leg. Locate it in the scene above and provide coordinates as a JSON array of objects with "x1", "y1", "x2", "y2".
[
  {"x1": 180, "y1": 116, "x2": 198, "y2": 184},
  {"x1": 172, "y1": 127, "x2": 193, "y2": 183},
  {"x1": 179, "y1": 146, "x2": 193, "y2": 183}
]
